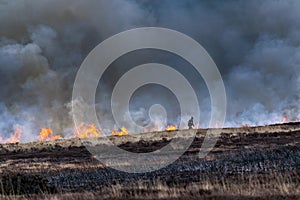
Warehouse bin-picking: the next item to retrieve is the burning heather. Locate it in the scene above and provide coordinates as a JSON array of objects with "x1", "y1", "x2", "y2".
[
  {"x1": 0, "y1": 1, "x2": 299, "y2": 199},
  {"x1": 0, "y1": 117, "x2": 298, "y2": 144},
  {"x1": 39, "y1": 128, "x2": 61, "y2": 141},
  {"x1": 3, "y1": 126, "x2": 22, "y2": 144},
  {"x1": 282, "y1": 116, "x2": 288, "y2": 124},
  {"x1": 165, "y1": 125, "x2": 178, "y2": 131},
  {"x1": 74, "y1": 123, "x2": 101, "y2": 139},
  {"x1": 111, "y1": 127, "x2": 129, "y2": 136}
]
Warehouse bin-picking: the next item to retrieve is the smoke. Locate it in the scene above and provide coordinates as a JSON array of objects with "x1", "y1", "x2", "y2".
[{"x1": 0, "y1": 0, "x2": 299, "y2": 141}]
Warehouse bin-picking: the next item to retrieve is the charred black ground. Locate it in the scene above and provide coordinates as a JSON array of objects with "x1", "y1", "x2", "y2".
[{"x1": 0, "y1": 122, "x2": 299, "y2": 199}]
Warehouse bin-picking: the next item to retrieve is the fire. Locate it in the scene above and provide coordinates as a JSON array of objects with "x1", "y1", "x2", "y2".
[
  {"x1": 39, "y1": 128, "x2": 61, "y2": 141},
  {"x1": 165, "y1": 125, "x2": 178, "y2": 131},
  {"x1": 0, "y1": 114, "x2": 299, "y2": 145},
  {"x1": 112, "y1": 127, "x2": 129, "y2": 136},
  {"x1": 282, "y1": 116, "x2": 287, "y2": 123},
  {"x1": 74, "y1": 123, "x2": 101, "y2": 138},
  {"x1": 5, "y1": 126, "x2": 22, "y2": 143}
]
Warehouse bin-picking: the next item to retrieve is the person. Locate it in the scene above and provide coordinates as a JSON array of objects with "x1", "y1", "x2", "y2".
[{"x1": 188, "y1": 116, "x2": 194, "y2": 129}]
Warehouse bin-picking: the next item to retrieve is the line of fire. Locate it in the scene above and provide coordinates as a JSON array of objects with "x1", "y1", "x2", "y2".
[{"x1": 0, "y1": 115, "x2": 297, "y2": 144}]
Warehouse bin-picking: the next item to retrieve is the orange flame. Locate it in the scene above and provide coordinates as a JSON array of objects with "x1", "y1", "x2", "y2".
[
  {"x1": 39, "y1": 128, "x2": 61, "y2": 141},
  {"x1": 51, "y1": 135, "x2": 61, "y2": 140},
  {"x1": 165, "y1": 125, "x2": 178, "y2": 131},
  {"x1": 74, "y1": 123, "x2": 101, "y2": 138},
  {"x1": 112, "y1": 127, "x2": 129, "y2": 136},
  {"x1": 282, "y1": 116, "x2": 287, "y2": 123},
  {"x1": 5, "y1": 126, "x2": 22, "y2": 143}
]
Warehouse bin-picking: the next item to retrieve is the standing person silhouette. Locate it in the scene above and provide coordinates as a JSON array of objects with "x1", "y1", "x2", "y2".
[{"x1": 188, "y1": 116, "x2": 194, "y2": 129}]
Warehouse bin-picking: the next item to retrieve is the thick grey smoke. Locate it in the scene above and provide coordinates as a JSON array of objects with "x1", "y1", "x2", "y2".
[{"x1": 0, "y1": 0, "x2": 299, "y2": 141}]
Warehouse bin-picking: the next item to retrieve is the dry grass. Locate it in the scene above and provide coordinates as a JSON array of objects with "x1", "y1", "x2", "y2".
[
  {"x1": 0, "y1": 123, "x2": 299, "y2": 199},
  {"x1": 0, "y1": 173, "x2": 299, "y2": 200}
]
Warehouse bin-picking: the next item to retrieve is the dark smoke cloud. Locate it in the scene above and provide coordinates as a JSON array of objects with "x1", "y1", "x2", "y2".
[{"x1": 0, "y1": 0, "x2": 299, "y2": 141}]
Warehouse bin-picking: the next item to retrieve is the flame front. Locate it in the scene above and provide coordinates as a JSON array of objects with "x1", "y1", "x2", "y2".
[
  {"x1": 5, "y1": 126, "x2": 22, "y2": 143},
  {"x1": 282, "y1": 116, "x2": 287, "y2": 123},
  {"x1": 74, "y1": 123, "x2": 101, "y2": 138},
  {"x1": 39, "y1": 128, "x2": 61, "y2": 141},
  {"x1": 165, "y1": 125, "x2": 178, "y2": 131},
  {"x1": 112, "y1": 127, "x2": 129, "y2": 136},
  {"x1": 3, "y1": 117, "x2": 300, "y2": 144}
]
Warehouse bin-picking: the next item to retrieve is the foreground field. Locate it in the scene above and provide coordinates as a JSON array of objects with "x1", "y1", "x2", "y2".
[{"x1": 0, "y1": 122, "x2": 299, "y2": 199}]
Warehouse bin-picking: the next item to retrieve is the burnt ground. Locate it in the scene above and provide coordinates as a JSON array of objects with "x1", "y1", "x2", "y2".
[{"x1": 0, "y1": 122, "x2": 299, "y2": 199}]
